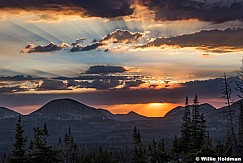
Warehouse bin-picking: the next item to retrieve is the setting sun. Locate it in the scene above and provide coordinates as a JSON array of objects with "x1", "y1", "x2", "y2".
[{"x1": 101, "y1": 103, "x2": 180, "y2": 117}]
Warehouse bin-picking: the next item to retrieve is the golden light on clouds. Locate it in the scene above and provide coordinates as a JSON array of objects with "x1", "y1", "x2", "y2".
[
  {"x1": 125, "y1": 0, "x2": 155, "y2": 23},
  {"x1": 0, "y1": 9, "x2": 100, "y2": 23}
]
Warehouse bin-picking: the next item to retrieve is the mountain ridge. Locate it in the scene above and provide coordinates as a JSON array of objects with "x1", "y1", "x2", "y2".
[
  {"x1": 0, "y1": 107, "x2": 19, "y2": 119},
  {"x1": 0, "y1": 98, "x2": 242, "y2": 121},
  {"x1": 0, "y1": 98, "x2": 242, "y2": 153}
]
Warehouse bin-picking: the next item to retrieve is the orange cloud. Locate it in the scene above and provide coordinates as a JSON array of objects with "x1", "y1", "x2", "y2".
[{"x1": 138, "y1": 28, "x2": 243, "y2": 53}]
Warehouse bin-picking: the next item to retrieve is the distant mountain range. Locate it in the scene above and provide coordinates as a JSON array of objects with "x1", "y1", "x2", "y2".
[
  {"x1": 28, "y1": 98, "x2": 148, "y2": 121},
  {"x1": 0, "y1": 98, "x2": 242, "y2": 153},
  {"x1": 0, "y1": 107, "x2": 19, "y2": 119}
]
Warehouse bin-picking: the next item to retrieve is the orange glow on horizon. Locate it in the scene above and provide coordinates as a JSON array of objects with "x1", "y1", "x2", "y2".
[
  {"x1": 11, "y1": 102, "x2": 180, "y2": 117},
  {"x1": 100, "y1": 103, "x2": 180, "y2": 117},
  {"x1": 11, "y1": 105, "x2": 41, "y2": 115}
]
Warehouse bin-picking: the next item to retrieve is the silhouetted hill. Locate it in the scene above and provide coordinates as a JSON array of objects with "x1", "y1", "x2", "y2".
[
  {"x1": 29, "y1": 98, "x2": 148, "y2": 121},
  {"x1": 29, "y1": 98, "x2": 104, "y2": 119},
  {"x1": 115, "y1": 111, "x2": 149, "y2": 121},
  {"x1": 0, "y1": 107, "x2": 19, "y2": 119},
  {"x1": 97, "y1": 109, "x2": 150, "y2": 121},
  {"x1": 0, "y1": 98, "x2": 242, "y2": 154}
]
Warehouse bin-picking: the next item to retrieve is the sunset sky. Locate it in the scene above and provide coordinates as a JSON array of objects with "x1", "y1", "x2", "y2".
[{"x1": 0, "y1": 0, "x2": 242, "y2": 117}]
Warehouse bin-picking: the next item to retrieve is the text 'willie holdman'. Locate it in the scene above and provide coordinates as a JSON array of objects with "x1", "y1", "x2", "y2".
[{"x1": 196, "y1": 156, "x2": 242, "y2": 162}]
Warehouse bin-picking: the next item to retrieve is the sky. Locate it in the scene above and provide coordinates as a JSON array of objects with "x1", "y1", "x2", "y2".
[{"x1": 0, "y1": 0, "x2": 243, "y2": 117}]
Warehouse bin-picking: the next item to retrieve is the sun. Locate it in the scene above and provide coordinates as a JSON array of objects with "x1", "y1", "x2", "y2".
[
  {"x1": 142, "y1": 103, "x2": 178, "y2": 117},
  {"x1": 148, "y1": 103, "x2": 164, "y2": 108}
]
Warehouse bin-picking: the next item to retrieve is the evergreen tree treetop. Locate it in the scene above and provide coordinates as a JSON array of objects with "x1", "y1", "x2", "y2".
[{"x1": 10, "y1": 115, "x2": 27, "y2": 163}]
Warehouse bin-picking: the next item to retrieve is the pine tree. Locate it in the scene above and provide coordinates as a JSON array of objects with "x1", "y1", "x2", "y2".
[
  {"x1": 225, "y1": 130, "x2": 233, "y2": 156},
  {"x1": 239, "y1": 102, "x2": 243, "y2": 145},
  {"x1": 215, "y1": 142, "x2": 227, "y2": 157},
  {"x1": 172, "y1": 135, "x2": 180, "y2": 155},
  {"x1": 222, "y1": 74, "x2": 238, "y2": 156},
  {"x1": 10, "y1": 115, "x2": 27, "y2": 163},
  {"x1": 63, "y1": 127, "x2": 78, "y2": 163},
  {"x1": 132, "y1": 126, "x2": 145, "y2": 163},
  {"x1": 239, "y1": 101, "x2": 243, "y2": 154},
  {"x1": 80, "y1": 147, "x2": 119, "y2": 163},
  {"x1": 191, "y1": 95, "x2": 203, "y2": 150},
  {"x1": 157, "y1": 139, "x2": 170, "y2": 162},
  {"x1": 196, "y1": 132, "x2": 215, "y2": 157},
  {"x1": 180, "y1": 96, "x2": 191, "y2": 153},
  {"x1": 147, "y1": 138, "x2": 160, "y2": 163},
  {"x1": 1, "y1": 153, "x2": 7, "y2": 163},
  {"x1": 28, "y1": 124, "x2": 60, "y2": 163},
  {"x1": 199, "y1": 113, "x2": 207, "y2": 145},
  {"x1": 236, "y1": 58, "x2": 243, "y2": 98}
]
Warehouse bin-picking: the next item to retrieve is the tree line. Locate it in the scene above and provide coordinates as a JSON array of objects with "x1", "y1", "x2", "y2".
[{"x1": 2, "y1": 95, "x2": 241, "y2": 163}]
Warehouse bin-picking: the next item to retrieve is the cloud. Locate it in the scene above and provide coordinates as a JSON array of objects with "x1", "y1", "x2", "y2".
[
  {"x1": 57, "y1": 75, "x2": 143, "y2": 81},
  {"x1": 0, "y1": 86, "x2": 28, "y2": 94},
  {"x1": 0, "y1": 77, "x2": 239, "y2": 109},
  {"x1": 81, "y1": 76, "x2": 238, "y2": 105},
  {"x1": 2, "y1": 0, "x2": 243, "y2": 23},
  {"x1": 36, "y1": 80, "x2": 69, "y2": 91},
  {"x1": 67, "y1": 79, "x2": 137, "y2": 90},
  {"x1": 89, "y1": 79, "x2": 121, "y2": 90},
  {"x1": 67, "y1": 79, "x2": 121, "y2": 90},
  {"x1": 0, "y1": 0, "x2": 134, "y2": 19},
  {"x1": 70, "y1": 43, "x2": 103, "y2": 52},
  {"x1": 139, "y1": 0, "x2": 243, "y2": 23},
  {"x1": 84, "y1": 65, "x2": 128, "y2": 74},
  {"x1": 71, "y1": 37, "x2": 86, "y2": 46},
  {"x1": 101, "y1": 29, "x2": 144, "y2": 44},
  {"x1": 68, "y1": 79, "x2": 144, "y2": 90},
  {"x1": 140, "y1": 28, "x2": 243, "y2": 53},
  {"x1": 67, "y1": 80, "x2": 89, "y2": 88},
  {"x1": 0, "y1": 75, "x2": 37, "y2": 81},
  {"x1": 21, "y1": 42, "x2": 69, "y2": 53},
  {"x1": 122, "y1": 80, "x2": 145, "y2": 89},
  {"x1": 70, "y1": 29, "x2": 144, "y2": 52}
]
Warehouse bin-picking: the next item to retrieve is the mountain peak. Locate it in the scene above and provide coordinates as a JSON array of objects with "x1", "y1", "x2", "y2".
[
  {"x1": 29, "y1": 98, "x2": 104, "y2": 119},
  {"x1": 0, "y1": 107, "x2": 19, "y2": 119},
  {"x1": 127, "y1": 111, "x2": 138, "y2": 115},
  {"x1": 164, "y1": 103, "x2": 216, "y2": 119}
]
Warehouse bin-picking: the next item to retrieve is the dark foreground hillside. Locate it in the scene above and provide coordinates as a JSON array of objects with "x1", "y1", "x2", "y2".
[{"x1": 0, "y1": 98, "x2": 242, "y2": 162}]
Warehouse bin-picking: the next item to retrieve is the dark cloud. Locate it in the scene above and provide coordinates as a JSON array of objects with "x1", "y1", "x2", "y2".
[
  {"x1": 67, "y1": 79, "x2": 121, "y2": 90},
  {"x1": 101, "y1": 29, "x2": 143, "y2": 44},
  {"x1": 0, "y1": 0, "x2": 134, "y2": 18},
  {"x1": 0, "y1": 75, "x2": 37, "y2": 81},
  {"x1": 56, "y1": 75, "x2": 143, "y2": 81},
  {"x1": 86, "y1": 76, "x2": 238, "y2": 105},
  {"x1": 122, "y1": 80, "x2": 145, "y2": 89},
  {"x1": 89, "y1": 79, "x2": 121, "y2": 90},
  {"x1": 67, "y1": 80, "x2": 89, "y2": 88},
  {"x1": 2, "y1": 0, "x2": 243, "y2": 23},
  {"x1": 71, "y1": 37, "x2": 86, "y2": 46},
  {"x1": 36, "y1": 80, "x2": 69, "y2": 91},
  {"x1": 84, "y1": 65, "x2": 127, "y2": 74},
  {"x1": 65, "y1": 72, "x2": 145, "y2": 91},
  {"x1": 141, "y1": 28, "x2": 243, "y2": 53},
  {"x1": 0, "y1": 86, "x2": 28, "y2": 94},
  {"x1": 70, "y1": 43, "x2": 103, "y2": 52},
  {"x1": 49, "y1": 77, "x2": 239, "y2": 105},
  {"x1": 140, "y1": 0, "x2": 243, "y2": 23},
  {"x1": 0, "y1": 77, "x2": 239, "y2": 109},
  {"x1": 21, "y1": 42, "x2": 69, "y2": 53}
]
